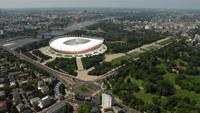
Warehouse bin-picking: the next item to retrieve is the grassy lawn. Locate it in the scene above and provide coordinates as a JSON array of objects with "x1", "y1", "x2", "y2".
[
  {"x1": 124, "y1": 76, "x2": 143, "y2": 87},
  {"x1": 134, "y1": 89, "x2": 157, "y2": 104},
  {"x1": 145, "y1": 45, "x2": 161, "y2": 51},
  {"x1": 164, "y1": 73, "x2": 177, "y2": 85},
  {"x1": 79, "y1": 85, "x2": 89, "y2": 92},
  {"x1": 111, "y1": 51, "x2": 144, "y2": 66},
  {"x1": 74, "y1": 84, "x2": 93, "y2": 96},
  {"x1": 111, "y1": 55, "x2": 128, "y2": 66},
  {"x1": 128, "y1": 51, "x2": 143, "y2": 57},
  {"x1": 131, "y1": 78, "x2": 143, "y2": 87},
  {"x1": 157, "y1": 38, "x2": 172, "y2": 45},
  {"x1": 124, "y1": 74, "x2": 155, "y2": 104}
]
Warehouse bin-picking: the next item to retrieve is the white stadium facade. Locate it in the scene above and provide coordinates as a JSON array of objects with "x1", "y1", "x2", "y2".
[{"x1": 46, "y1": 36, "x2": 107, "y2": 58}]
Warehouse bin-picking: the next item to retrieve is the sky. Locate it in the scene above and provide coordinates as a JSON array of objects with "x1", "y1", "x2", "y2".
[{"x1": 0, "y1": 0, "x2": 200, "y2": 9}]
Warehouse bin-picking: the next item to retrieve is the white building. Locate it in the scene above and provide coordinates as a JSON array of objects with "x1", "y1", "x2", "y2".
[
  {"x1": 0, "y1": 30, "x2": 3, "y2": 35},
  {"x1": 102, "y1": 93, "x2": 112, "y2": 109},
  {"x1": 30, "y1": 97, "x2": 40, "y2": 106},
  {"x1": 38, "y1": 96, "x2": 52, "y2": 109},
  {"x1": 49, "y1": 36, "x2": 106, "y2": 56},
  {"x1": 144, "y1": 25, "x2": 150, "y2": 30}
]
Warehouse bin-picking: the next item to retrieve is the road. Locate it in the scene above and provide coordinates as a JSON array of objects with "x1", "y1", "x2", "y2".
[
  {"x1": 0, "y1": 19, "x2": 108, "y2": 85},
  {"x1": 114, "y1": 96, "x2": 141, "y2": 113},
  {"x1": 2, "y1": 46, "x2": 77, "y2": 85}
]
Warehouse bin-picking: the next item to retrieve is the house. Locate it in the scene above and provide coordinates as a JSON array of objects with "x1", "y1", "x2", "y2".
[
  {"x1": 0, "y1": 84, "x2": 5, "y2": 89},
  {"x1": 34, "y1": 71, "x2": 42, "y2": 78},
  {"x1": 43, "y1": 77, "x2": 55, "y2": 84},
  {"x1": 18, "y1": 80, "x2": 28, "y2": 87},
  {"x1": 37, "y1": 80, "x2": 44, "y2": 90},
  {"x1": 16, "y1": 103, "x2": 34, "y2": 113},
  {"x1": 18, "y1": 73, "x2": 29, "y2": 78},
  {"x1": 12, "y1": 89, "x2": 22, "y2": 105},
  {"x1": 19, "y1": 64, "x2": 26, "y2": 69},
  {"x1": 25, "y1": 91, "x2": 33, "y2": 97},
  {"x1": 30, "y1": 97, "x2": 40, "y2": 106},
  {"x1": 8, "y1": 71, "x2": 21, "y2": 76},
  {"x1": 10, "y1": 81, "x2": 17, "y2": 88},
  {"x1": 16, "y1": 103, "x2": 25, "y2": 112},
  {"x1": 0, "y1": 72, "x2": 4, "y2": 77},
  {"x1": 0, "y1": 91, "x2": 5, "y2": 99},
  {"x1": 25, "y1": 91, "x2": 34, "y2": 100},
  {"x1": 55, "y1": 93, "x2": 64, "y2": 100},
  {"x1": 38, "y1": 96, "x2": 53, "y2": 109},
  {"x1": 0, "y1": 101, "x2": 7, "y2": 112},
  {"x1": 40, "y1": 85, "x2": 49, "y2": 94},
  {"x1": 0, "y1": 78, "x2": 5, "y2": 83}
]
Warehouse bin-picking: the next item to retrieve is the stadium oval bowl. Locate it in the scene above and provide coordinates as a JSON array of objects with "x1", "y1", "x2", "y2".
[{"x1": 49, "y1": 36, "x2": 104, "y2": 55}]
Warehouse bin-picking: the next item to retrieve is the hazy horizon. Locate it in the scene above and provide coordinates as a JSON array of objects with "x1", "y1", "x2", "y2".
[{"x1": 0, "y1": 0, "x2": 200, "y2": 10}]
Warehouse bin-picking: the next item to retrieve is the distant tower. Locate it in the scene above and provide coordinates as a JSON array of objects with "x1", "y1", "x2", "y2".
[{"x1": 102, "y1": 93, "x2": 112, "y2": 109}]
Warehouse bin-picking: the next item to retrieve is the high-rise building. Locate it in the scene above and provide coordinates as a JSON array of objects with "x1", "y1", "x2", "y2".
[{"x1": 102, "y1": 93, "x2": 112, "y2": 109}]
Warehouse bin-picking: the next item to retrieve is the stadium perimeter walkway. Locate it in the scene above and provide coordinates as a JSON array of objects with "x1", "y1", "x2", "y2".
[{"x1": 76, "y1": 58, "x2": 84, "y2": 71}]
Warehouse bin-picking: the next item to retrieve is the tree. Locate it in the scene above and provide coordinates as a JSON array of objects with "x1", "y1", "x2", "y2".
[
  {"x1": 77, "y1": 104, "x2": 91, "y2": 113},
  {"x1": 144, "y1": 82, "x2": 157, "y2": 93},
  {"x1": 152, "y1": 96, "x2": 162, "y2": 106},
  {"x1": 185, "y1": 67, "x2": 199, "y2": 76},
  {"x1": 156, "y1": 80, "x2": 175, "y2": 96},
  {"x1": 64, "y1": 103, "x2": 73, "y2": 113},
  {"x1": 145, "y1": 104, "x2": 161, "y2": 113}
]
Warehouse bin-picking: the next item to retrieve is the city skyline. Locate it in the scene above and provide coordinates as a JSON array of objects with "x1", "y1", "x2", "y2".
[{"x1": 0, "y1": 0, "x2": 200, "y2": 9}]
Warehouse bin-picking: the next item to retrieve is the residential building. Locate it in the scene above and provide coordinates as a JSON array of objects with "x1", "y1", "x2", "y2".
[
  {"x1": 102, "y1": 93, "x2": 112, "y2": 109},
  {"x1": 38, "y1": 96, "x2": 52, "y2": 109}
]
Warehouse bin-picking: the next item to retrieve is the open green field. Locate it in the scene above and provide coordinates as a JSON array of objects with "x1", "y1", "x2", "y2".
[
  {"x1": 164, "y1": 73, "x2": 177, "y2": 85},
  {"x1": 74, "y1": 82, "x2": 100, "y2": 97},
  {"x1": 109, "y1": 40, "x2": 200, "y2": 112},
  {"x1": 124, "y1": 76, "x2": 143, "y2": 87},
  {"x1": 111, "y1": 55, "x2": 128, "y2": 66},
  {"x1": 157, "y1": 38, "x2": 172, "y2": 45},
  {"x1": 134, "y1": 89, "x2": 157, "y2": 104},
  {"x1": 110, "y1": 38, "x2": 172, "y2": 67},
  {"x1": 142, "y1": 44, "x2": 161, "y2": 51}
]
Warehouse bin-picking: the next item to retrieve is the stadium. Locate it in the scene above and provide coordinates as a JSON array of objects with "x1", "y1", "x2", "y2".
[{"x1": 46, "y1": 36, "x2": 107, "y2": 57}]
